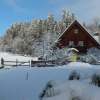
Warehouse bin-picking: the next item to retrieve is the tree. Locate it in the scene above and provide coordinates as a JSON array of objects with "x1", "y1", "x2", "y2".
[
  {"x1": 0, "y1": 10, "x2": 76, "y2": 57},
  {"x1": 47, "y1": 13, "x2": 55, "y2": 32},
  {"x1": 61, "y1": 9, "x2": 75, "y2": 27}
]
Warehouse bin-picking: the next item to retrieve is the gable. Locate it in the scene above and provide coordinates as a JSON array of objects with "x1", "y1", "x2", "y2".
[{"x1": 56, "y1": 20, "x2": 100, "y2": 49}]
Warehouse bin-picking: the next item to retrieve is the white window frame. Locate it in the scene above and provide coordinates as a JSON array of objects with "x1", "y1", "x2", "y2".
[
  {"x1": 78, "y1": 41, "x2": 84, "y2": 46},
  {"x1": 74, "y1": 29, "x2": 79, "y2": 34},
  {"x1": 69, "y1": 41, "x2": 74, "y2": 46}
]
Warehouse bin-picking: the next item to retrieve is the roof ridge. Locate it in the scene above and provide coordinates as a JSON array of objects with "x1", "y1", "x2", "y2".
[{"x1": 55, "y1": 20, "x2": 100, "y2": 45}]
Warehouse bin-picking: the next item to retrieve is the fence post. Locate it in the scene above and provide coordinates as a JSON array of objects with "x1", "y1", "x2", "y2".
[
  {"x1": 16, "y1": 59, "x2": 18, "y2": 67},
  {"x1": 30, "y1": 60, "x2": 33, "y2": 67},
  {"x1": 29, "y1": 60, "x2": 31, "y2": 67},
  {"x1": 1, "y1": 58, "x2": 4, "y2": 68}
]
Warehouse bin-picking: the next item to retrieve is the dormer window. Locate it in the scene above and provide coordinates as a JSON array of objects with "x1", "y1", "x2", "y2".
[{"x1": 74, "y1": 29, "x2": 79, "y2": 34}]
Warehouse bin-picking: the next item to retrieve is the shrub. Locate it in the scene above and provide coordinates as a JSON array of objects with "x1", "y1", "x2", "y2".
[
  {"x1": 72, "y1": 96, "x2": 81, "y2": 100},
  {"x1": 69, "y1": 71, "x2": 80, "y2": 80},
  {"x1": 39, "y1": 80, "x2": 56, "y2": 99},
  {"x1": 91, "y1": 73, "x2": 100, "y2": 87},
  {"x1": 39, "y1": 89, "x2": 46, "y2": 99}
]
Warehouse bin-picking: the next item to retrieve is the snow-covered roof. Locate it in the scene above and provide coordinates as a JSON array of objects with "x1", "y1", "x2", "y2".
[{"x1": 55, "y1": 20, "x2": 100, "y2": 45}]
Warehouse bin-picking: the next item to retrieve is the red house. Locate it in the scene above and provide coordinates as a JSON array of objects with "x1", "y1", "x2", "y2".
[{"x1": 55, "y1": 20, "x2": 100, "y2": 53}]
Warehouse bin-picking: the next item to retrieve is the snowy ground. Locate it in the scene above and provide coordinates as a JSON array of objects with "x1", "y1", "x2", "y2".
[
  {"x1": 44, "y1": 80, "x2": 100, "y2": 100},
  {"x1": 0, "y1": 52, "x2": 38, "y2": 67},
  {"x1": 0, "y1": 52, "x2": 100, "y2": 100},
  {"x1": 0, "y1": 62, "x2": 100, "y2": 100},
  {"x1": 0, "y1": 52, "x2": 38, "y2": 61}
]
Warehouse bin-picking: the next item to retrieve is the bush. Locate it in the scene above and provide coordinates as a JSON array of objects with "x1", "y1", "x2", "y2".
[
  {"x1": 69, "y1": 71, "x2": 80, "y2": 80},
  {"x1": 39, "y1": 89, "x2": 46, "y2": 99},
  {"x1": 39, "y1": 80, "x2": 56, "y2": 99},
  {"x1": 72, "y1": 96, "x2": 81, "y2": 100},
  {"x1": 91, "y1": 73, "x2": 100, "y2": 87}
]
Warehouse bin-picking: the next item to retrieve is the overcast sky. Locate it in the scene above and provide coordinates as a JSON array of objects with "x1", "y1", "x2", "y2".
[{"x1": 0, "y1": 0, "x2": 100, "y2": 36}]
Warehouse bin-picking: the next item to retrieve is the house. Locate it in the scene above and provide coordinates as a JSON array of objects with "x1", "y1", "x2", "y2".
[{"x1": 55, "y1": 20, "x2": 100, "y2": 53}]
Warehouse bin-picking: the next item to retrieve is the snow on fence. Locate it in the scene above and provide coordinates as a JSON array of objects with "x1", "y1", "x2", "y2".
[
  {"x1": 0, "y1": 58, "x2": 31, "y2": 68},
  {"x1": 0, "y1": 58, "x2": 57, "y2": 68}
]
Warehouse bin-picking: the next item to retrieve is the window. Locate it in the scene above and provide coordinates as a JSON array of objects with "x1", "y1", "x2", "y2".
[
  {"x1": 78, "y1": 41, "x2": 84, "y2": 46},
  {"x1": 69, "y1": 41, "x2": 74, "y2": 46},
  {"x1": 74, "y1": 29, "x2": 79, "y2": 34}
]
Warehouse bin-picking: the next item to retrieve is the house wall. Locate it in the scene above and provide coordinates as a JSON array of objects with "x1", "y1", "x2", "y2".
[{"x1": 57, "y1": 21, "x2": 99, "y2": 53}]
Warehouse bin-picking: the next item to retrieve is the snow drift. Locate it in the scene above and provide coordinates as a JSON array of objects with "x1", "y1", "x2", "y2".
[{"x1": 43, "y1": 81, "x2": 100, "y2": 100}]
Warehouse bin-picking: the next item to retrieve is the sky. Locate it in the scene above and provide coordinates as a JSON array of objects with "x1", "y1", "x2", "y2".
[{"x1": 0, "y1": 0, "x2": 100, "y2": 36}]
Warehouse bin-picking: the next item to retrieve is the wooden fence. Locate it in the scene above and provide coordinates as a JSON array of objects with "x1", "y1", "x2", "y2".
[
  {"x1": 0, "y1": 58, "x2": 31, "y2": 68},
  {"x1": 31, "y1": 60, "x2": 56, "y2": 67},
  {"x1": 0, "y1": 58, "x2": 57, "y2": 68}
]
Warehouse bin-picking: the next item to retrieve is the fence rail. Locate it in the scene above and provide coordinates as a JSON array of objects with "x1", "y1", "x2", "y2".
[
  {"x1": 31, "y1": 60, "x2": 57, "y2": 67},
  {"x1": 0, "y1": 58, "x2": 31, "y2": 68},
  {"x1": 0, "y1": 58, "x2": 57, "y2": 68},
  {"x1": 4, "y1": 60, "x2": 29, "y2": 63}
]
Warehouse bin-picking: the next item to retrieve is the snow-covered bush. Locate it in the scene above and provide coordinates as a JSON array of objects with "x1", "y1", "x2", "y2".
[
  {"x1": 87, "y1": 47, "x2": 100, "y2": 61},
  {"x1": 39, "y1": 80, "x2": 57, "y2": 99},
  {"x1": 68, "y1": 71, "x2": 80, "y2": 80},
  {"x1": 72, "y1": 96, "x2": 81, "y2": 100},
  {"x1": 91, "y1": 73, "x2": 100, "y2": 87},
  {"x1": 80, "y1": 54, "x2": 98, "y2": 64},
  {"x1": 80, "y1": 47, "x2": 100, "y2": 63}
]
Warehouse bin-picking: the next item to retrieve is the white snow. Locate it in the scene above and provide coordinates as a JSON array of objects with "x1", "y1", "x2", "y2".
[
  {"x1": 0, "y1": 52, "x2": 38, "y2": 67},
  {"x1": 0, "y1": 52, "x2": 38, "y2": 61},
  {"x1": 44, "y1": 81, "x2": 100, "y2": 100},
  {"x1": 0, "y1": 52, "x2": 100, "y2": 100},
  {"x1": 0, "y1": 63, "x2": 99, "y2": 100},
  {"x1": 66, "y1": 62, "x2": 92, "y2": 68}
]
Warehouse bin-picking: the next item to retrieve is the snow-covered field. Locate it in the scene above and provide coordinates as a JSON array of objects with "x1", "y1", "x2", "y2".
[
  {"x1": 0, "y1": 52, "x2": 38, "y2": 67},
  {"x1": 0, "y1": 62, "x2": 100, "y2": 100},
  {"x1": 0, "y1": 52, "x2": 38, "y2": 62},
  {"x1": 0, "y1": 52, "x2": 100, "y2": 100},
  {"x1": 44, "y1": 80, "x2": 100, "y2": 100}
]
